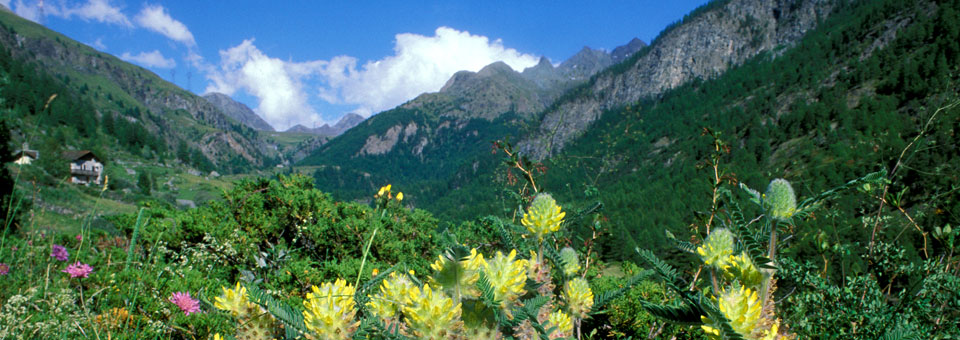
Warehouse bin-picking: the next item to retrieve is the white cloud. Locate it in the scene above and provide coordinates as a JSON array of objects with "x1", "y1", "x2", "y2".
[
  {"x1": 12, "y1": 0, "x2": 41, "y2": 22},
  {"x1": 12, "y1": 0, "x2": 130, "y2": 26},
  {"x1": 203, "y1": 27, "x2": 538, "y2": 129},
  {"x1": 204, "y1": 39, "x2": 322, "y2": 131},
  {"x1": 121, "y1": 50, "x2": 176, "y2": 69},
  {"x1": 0, "y1": 0, "x2": 11, "y2": 9},
  {"x1": 65, "y1": 0, "x2": 131, "y2": 26},
  {"x1": 135, "y1": 5, "x2": 194, "y2": 46},
  {"x1": 317, "y1": 26, "x2": 539, "y2": 115},
  {"x1": 89, "y1": 37, "x2": 106, "y2": 50}
]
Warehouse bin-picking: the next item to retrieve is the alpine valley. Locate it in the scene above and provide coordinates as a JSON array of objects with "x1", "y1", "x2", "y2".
[{"x1": 1, "y1": 0, "x2": 959, "y2": 339}]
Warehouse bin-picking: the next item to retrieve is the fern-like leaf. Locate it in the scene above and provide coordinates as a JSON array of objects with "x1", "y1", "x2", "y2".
[
  {"x1": 591, "y1": 269, "x2": 653, "y2": 314},
  {"x1": 636, "y1": 248, "x2": 686, "y2": 294},
  {"x1": 665, "y1": 230, "x2": 698, "y2": 254},
  {"x1": 638, "y1": 301, "x2": 703, "y2": 325},
  {"x1": 795, "y1": 169, "x2": 888, "y2": 216},
  {"x1": 246, "y1": 284, "x2": 309, "y2": 339}
]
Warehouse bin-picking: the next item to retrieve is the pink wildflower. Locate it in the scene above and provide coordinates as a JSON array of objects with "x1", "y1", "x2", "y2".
[
  {"x1": 169, "y1": 292, "x2": 201, "y2": 316},
  {"x1": 0, "y1": 263, "x2": 9, "y2": 276},
  {"x1": 76, "y1": 234, "x2": 83, "y2": 242},
  {"x1": 51, "y1": 244, "x2": 69, "y2": 261},
  {"x1": 62, "y1": 261, "x2": 93, "y2": 278},
  {"x1": 10, "y1": 246, "x2": 16, "y2": 252}
]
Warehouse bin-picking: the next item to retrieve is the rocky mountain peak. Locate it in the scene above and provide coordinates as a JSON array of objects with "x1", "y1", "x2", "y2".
[
  {"x1": 611, "y1": 37, "x2": 647, "y2": 63},
  {"x1": 203, "y1": 92, "x2": 275, "y2": 132}
]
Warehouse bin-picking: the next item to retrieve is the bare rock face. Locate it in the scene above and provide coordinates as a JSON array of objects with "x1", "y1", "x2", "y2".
[
  {"x1": 520, "y1": 0, "x2": 833, "y2": 160},
  {"x1": 358, "y1": 125, "x2": 403, "y2": 156},
  {"x1": 204, "y1": 92, "x2": 275, "y2": 131}
]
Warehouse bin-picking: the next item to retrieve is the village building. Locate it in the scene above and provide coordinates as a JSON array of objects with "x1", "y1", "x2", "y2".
[
  {"x1": 62, "y1": 150, "x2": 103, "y2": 185},
  {"x1": 13, "y1": 149, "x2": 38, "y2": 165},
  {"x1": 13, "y1": 143, "x2": 38, "y2": 165}
]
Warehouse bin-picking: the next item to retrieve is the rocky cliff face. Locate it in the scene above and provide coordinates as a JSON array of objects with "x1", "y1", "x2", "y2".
[
  {"x1": 520, "y1": 0, "x2": 833, "y2": 159},
  {"x1": 204, "y1": 92, "x2": 275, "y2": 131}
]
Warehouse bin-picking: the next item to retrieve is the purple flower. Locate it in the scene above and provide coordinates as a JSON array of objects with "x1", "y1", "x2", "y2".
[
  {"x1": 51, "y1": 244, "x2": 69, "y2": 261},
  {"x1": 169, "y1": 292, "x2": 201, "y2": 316},
  {"x1": 0, "y1": 263, "x2": 9, "y2": 276},
  {"x1": 62, "y1": 261, "x2": 93, "y2": 278}
]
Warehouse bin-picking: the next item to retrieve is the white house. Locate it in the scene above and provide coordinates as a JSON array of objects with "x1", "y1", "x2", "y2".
[
  {"x1": 13, "y1": 149, "x2": 38, "y2": 165},
  {"x1": 63, "y1": 150, "x2": 103, "y2": 185}
]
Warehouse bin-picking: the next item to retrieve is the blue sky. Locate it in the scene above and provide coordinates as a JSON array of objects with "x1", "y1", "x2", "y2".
[{"x1": 5, "y1": 0, "x2": 710, "y2": 130}]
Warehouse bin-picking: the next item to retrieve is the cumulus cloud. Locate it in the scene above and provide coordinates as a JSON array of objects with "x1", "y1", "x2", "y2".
[
  {"x1": 135, "y1": 5, "x2": 195, "y2": 46},
  {"x1": 12, "y1": 0, "x2": 41, "y2": 22},
  {"x1": 12, "y1": 0, "x2": 130, "y2": 26},
  {"x1": 66, "y1": 0, "x2": 131, "y2": 26},
  {"x1": 318, "y1": 26, "x2": 539, "y2": 116},
  {"x1": 204, "y1": 27, "x2": 537, "y2": 129},
  {"x1": 121, "y1": 50, "x2": 176, "y2": 69},
  {"x1": 205, "y1": 39, "x2": 321, "y2": 131}
]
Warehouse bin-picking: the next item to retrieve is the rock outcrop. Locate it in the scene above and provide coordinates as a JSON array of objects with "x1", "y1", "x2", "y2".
[{"x1": 520, "y1": 0, "x2": 833, "y2": 159}]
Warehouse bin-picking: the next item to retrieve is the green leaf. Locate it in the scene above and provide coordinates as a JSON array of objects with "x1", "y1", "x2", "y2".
[{"x1": 638, "y1": 301, "x2": 703, "y2": 325}]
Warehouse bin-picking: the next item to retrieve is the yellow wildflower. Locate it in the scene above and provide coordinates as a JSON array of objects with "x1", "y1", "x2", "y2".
[
  {"x1": 430, "y1": 248, "x2": 486, "y2": 298},
  {"x1": 521, "y1": 193, "x2": 565, "y2": 242},
  {"x1": 563, "y1": 277, "x2": 594, "y2": 318},
  {"x1": 483, "y1": 249, "x2": 528, "y2": 308},
  {"x1": 727, "y1": 252, "x2": 764, "y2": 289},
  {"x1": 548, "y1": 310, "x2": 573, "y2": 337},
  {"x1": 697, "y1": 228, "x2": 735, "y2": 269},
  {"x1": 367, "y1": 271, "x2": 416, "y2": 319},
  {"x1": 764, "y1": 178, "x2": 796, "y2": 221},
  {"x1": 559, "y1": 247, "x2": 581, "y2": 276},
  {"x1": 700, "y1": 285, "x2": 763, "y2": 339},
  {"x1": 403, "y1": 284, "x2": 463, "y2": 339},
  {"x1": 303, "y1": 279, "x2": 360, "y2": 340}
]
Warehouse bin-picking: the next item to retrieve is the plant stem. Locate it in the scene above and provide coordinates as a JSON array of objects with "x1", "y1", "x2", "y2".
[{"x1": 355, "y1": 227, "x2": 378, "y2": 288}]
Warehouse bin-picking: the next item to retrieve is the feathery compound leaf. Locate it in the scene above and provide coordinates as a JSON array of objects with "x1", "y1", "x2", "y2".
[
  {"x1": 476, "y1": 270, "x2": 501, "y2": 309},
  {"x1": 795, "y1": 169, "x2": 888, "y2": 216},
  {"x1": 636, "y1": 248, "x2": 686, "y2": 293},
  {"x1": 246, "y1": 284, "x2": 309, "y2": 339},
  {"x1": 878, "y1": 323, "x2": 920, "y2": 340},
  {"x1": 522, "y1": 295, "x2": 551, "y2": 317},
  {"x1": 701, "y1": 299, "x2": 746, "y2": 340},
  {"x1": 355, "y1": 264, "x2": 400, "y2": 308},
  {"x1": 481, "y1": 216, "x2": 523, "y2": 250},
  {"x1": 591, "y1": 269, "x2": 654, "y2": 314},
  {"x1": 665, "y1": 230, "x2": 698, "y2": 254},
  {"x1": 638, "y1": 301, "x2": 703, "y2": 325}
]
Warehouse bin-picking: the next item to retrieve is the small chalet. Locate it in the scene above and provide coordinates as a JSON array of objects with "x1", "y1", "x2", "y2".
[
  {"x1": 63, "y1": 150, "x2": 103, "y2": 185},
  {"x1": 14, "y1": 150, "x2": 38, "y2": 165},
  {"x1": 13, "y1": 143, "x2": 38, "y2": 165}
]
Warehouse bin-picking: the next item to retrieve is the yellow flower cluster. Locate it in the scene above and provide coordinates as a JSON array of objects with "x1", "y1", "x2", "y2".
[
  {"x1": 562, "y1": 277, "x2": 594, "y2": 318},
  {"x1": 727, "y1": 252, "x2": 764, "y2": 289},
  {"x1": 559, "y1": 247, "x2": 581, "y2": 276},
  {"x1": 402, "y1": 284, "x2": 464, "y2": 339},
  {"x1": 214, "y1": 282, "x2": 279, "y2": 340},
  {"x1": 701, "y1": 285, "x2": 763, "y2": 340},
  {"x1": 303, "y1": 279, "x2": 360, "y2": 340},
  {"x1": 430, "y1": 248, "x2": 486, "y2": 299},
  {"x1": 521, "y1": 193, "x2": 566, "y2": 242},
  {"x1": 377, "y1": 184, "x2": 404, "y2": 202},
  {"x1": 547, "y1": 310, "x2": 573, "y2": 337},
  {"x1": 483, "y1": 249, "x2": 529, "y2": 308},
  {"x1": 697, "y1": 228, "x2": 735, "y2": 269},
  {"x1": 367, "y1": 271, "x2": 416, "y2": 319},
  {"x1": 764, "y1": 178, "x2": 796, "y2": 221}
]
